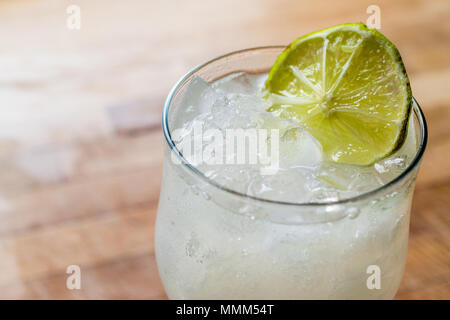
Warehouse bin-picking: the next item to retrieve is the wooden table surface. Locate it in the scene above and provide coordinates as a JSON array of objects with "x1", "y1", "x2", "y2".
[{"x1": 0, "y1": 0, "x2": 448, "y2": 299}]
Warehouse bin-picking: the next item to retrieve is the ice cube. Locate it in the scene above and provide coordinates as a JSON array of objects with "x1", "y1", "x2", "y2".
[
  {"x1": 212, "y1": 72, "x2": 254, "y2": 95},
  {"x1": 172, "y1": 76, "x2": 210, "y2": 129}
]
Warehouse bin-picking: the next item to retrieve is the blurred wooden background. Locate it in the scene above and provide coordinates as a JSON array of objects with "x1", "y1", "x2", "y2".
[{"x1": 0, "y1": 0, "x2": 448, "y2": 299}]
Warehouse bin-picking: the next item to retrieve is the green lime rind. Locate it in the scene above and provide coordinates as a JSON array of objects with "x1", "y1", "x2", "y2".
[
  {"x1": 265, "y1": 23, "x2": 412, "y2": 166},
  {"x1": 369, "y1": 26, "x2": 412, "y2": 155}
]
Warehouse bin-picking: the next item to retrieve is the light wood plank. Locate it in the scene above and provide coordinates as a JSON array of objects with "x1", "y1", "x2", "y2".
[{"x1": 0, "y1": 205, "x2": 157, "y2": 286}]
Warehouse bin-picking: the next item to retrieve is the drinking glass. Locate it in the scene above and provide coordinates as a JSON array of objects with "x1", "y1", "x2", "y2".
[{"x1": 155, "y1": 47, "x2": 428, "y2": 299}]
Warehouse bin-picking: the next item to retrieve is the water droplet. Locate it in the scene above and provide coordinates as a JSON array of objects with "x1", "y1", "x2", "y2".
[
  {"x1": 200, "y1": 191, "x2": 211, "y2": 200},
  {"x1": 346, "y1": 207, "x2": 360, "y2": 219},
  {"x1": 387, "y1": 191, "x2": 398, "y2": 198},
  {"x1": 239, "y1": 205, "x2": 251, "y2": 214},
  {"x1": 190, "y1": 185, "x2": 199, "y2": 195}
]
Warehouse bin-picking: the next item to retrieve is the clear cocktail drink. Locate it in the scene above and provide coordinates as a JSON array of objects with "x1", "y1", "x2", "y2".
[{"x1": 155, "y1": 47, "x2": 427, "y2": 299}]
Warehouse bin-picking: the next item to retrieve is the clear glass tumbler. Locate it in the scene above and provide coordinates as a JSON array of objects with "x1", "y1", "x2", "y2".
[{"x1": 155, "y1": 47, "x2": 428, "y2": 299}]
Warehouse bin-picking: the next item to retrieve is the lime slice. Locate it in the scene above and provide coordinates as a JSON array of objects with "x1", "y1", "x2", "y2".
[{"x1": 265, "y1": 23, "x2": 412, "y2": 165}]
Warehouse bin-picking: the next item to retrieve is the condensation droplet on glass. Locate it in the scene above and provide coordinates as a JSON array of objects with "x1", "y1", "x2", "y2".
[
  {"x1": 200, "y1": 191, "x2": 211, "y2": 200},
  {"x1": 190, "y1": 184, "x2": 200, "y2": 195},
  {"x1": 346, "y1": 207, "x2": 360, "y2": 219},
  {"x1": 238, "y1": 205, "x2": 251, "y2": 214}
]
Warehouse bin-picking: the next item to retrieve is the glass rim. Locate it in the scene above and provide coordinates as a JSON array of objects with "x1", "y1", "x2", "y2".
[{"x1": 162, "y1": 46, "x2": 428, "y2": 207}]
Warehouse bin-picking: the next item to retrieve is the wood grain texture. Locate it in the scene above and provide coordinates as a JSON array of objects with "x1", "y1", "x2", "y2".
[{"x1": 0, "y1": 0, "x2": 448, "y2": 299}]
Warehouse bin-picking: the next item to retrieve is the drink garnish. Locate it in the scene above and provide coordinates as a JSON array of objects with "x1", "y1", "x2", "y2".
[{"x1": 265, "y1": 23, "x2": 412, "y2": 165}]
